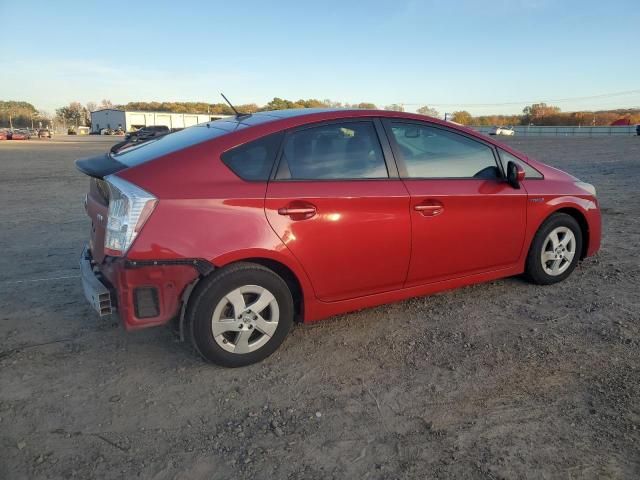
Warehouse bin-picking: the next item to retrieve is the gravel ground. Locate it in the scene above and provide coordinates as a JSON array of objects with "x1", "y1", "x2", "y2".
[{"x1": 0, "y1": 136, "x2": 639, "y2": 479}]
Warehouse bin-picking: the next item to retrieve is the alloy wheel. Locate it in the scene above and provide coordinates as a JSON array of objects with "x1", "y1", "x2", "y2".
[
  {"x1": 541, "y1": 226, "x2": 576, "y2": 276},
  {"x1": 211, "y1": 285, "x2": 280, "y2": 354}
]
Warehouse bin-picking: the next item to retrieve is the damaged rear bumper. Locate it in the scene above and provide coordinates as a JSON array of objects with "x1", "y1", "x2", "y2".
[{"x1": 79, "y1": 245, "x2": 203, "y2": 331}]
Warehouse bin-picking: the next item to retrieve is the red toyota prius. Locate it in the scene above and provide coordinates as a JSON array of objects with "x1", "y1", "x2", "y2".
[{"x1": 77, "y1": 109, "x2": 601, "y2": 366}]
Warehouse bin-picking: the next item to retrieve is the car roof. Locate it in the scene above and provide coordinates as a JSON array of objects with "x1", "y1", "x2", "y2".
[
  {"x1": 209, "y1": 108, "x2": 453, "y2": 130},
  {"x1": 206, "y1": 108, "x2": 487, "y2": 143}
]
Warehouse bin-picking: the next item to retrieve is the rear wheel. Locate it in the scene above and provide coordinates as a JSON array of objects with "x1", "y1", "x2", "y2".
[
  {"x1": 188, "y1": 263, "x2": 294, "y2": 367},
  {"x1": 525, "y1": 213, "x2": 582, "y2": 285}
]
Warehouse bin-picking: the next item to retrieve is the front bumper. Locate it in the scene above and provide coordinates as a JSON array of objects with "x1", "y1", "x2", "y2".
[{"x1": 79, "y1": 245, "x2": 200, "y2": 331}]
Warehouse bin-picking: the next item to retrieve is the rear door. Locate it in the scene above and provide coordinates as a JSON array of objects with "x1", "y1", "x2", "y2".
[
  {"x1": 265, "y1": 119, "x2": 411, "y2": 302},
  {"x1": 382, "y1": 120, "x2": 527, "y2": 287}
]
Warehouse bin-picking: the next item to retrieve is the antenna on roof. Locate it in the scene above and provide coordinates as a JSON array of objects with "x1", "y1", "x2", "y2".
[{"x1": 220, "y1": 93, "x2": 249, "y2": 118}]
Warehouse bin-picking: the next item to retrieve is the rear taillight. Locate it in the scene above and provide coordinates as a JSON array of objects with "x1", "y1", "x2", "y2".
[{"x1": 104, "y1": 175, "x2": 157, "y2": 256}]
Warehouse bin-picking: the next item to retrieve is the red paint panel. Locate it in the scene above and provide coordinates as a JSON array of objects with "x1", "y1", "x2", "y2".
[
  {"x1": 402, "y1": 179, "x2": 527, "y2": 286},
  {"x1": 265, "y1": 180, "x2": 411, "y2": 302}
]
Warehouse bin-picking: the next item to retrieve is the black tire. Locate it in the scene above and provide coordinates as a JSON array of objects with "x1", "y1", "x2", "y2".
[
  {"x1": 524, "y1": 213, "x2": 583, "y2": 285},
  {"x1": 187, "y1": 262, "x2": 294, "y2": 367}
]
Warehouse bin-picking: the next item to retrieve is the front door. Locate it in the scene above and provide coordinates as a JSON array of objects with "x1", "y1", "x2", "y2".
[
  {"x1": 383, "y1": 120, "x2": 527, "y2": 287},
  {"x1": 265, "y1": 120, "x2": 411, "y2": 302}
]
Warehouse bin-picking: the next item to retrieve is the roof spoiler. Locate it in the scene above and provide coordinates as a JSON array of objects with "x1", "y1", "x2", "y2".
[{"x1": 75, "y1": 153, "x2": 128, "y2": 179}]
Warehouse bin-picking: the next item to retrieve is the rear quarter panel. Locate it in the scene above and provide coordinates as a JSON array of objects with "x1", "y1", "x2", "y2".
[{"x1": 116, "y1": 134, "x2": 318, "y2": 306}]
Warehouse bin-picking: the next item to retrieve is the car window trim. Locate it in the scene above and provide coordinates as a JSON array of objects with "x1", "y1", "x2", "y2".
[
  {"x1": 270, "y1": 118, "x2": 398, "y2": 182},
  {"x1": 380, "y1": 118, "x2": 505, "y2": 181}
]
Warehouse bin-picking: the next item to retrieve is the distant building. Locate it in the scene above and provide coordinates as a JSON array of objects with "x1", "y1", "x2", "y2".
[{"x1": 89, "y1": 109, "x2": 230, "y2": 133}]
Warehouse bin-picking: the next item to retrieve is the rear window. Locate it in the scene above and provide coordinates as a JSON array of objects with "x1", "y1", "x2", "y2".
[
  {"x1": 221, "y1": 133, "x2": 284, "y2": 181},
  {"x1": 112, "y1": 122, "x2": 248, "y2": 168}
]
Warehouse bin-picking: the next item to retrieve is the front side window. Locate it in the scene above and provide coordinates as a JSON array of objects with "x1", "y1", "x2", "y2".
[
  {"x1": 499, "y1": 149, "x2": 543, "y2": 179},
  {"x1": 276, "y1": 122, "x2": 388, "y2": 180},
  {"x1": 389, "y1": 123, "x2": 500, "y2": 179}
]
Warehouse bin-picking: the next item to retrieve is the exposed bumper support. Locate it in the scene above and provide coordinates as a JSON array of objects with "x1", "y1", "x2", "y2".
[{"x1": 80, "y1": 246, "x2": 113, "y2": 316}]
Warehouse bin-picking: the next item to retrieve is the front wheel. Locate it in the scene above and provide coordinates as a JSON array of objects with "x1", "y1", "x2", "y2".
[
  {"x1": 188, "y1": 263, "x2": 294, "y2": 367},
  {"x1": 525, "y1": 213, "x2": 583, "y2": 285}
]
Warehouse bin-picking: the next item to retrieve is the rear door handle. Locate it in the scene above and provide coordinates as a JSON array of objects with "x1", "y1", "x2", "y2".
[
  {"x1": 414, "y1": 201, "x2": 444, "y2": 216},
  {"x1": 278, "y1": 207, "x2": 316, "y2": 216},
  {"x1": 277, "y1": 203, "x2": 317, "y2": 219}
]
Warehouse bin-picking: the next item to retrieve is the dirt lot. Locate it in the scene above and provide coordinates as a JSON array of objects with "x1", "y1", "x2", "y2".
[{"x1": 1, "y1": 135, "x2": 639, "y2": 479}]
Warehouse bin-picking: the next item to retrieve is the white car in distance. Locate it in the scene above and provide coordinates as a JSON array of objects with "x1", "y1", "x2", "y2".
[{"x1": 489, "y1": 126, "x2": 515, "y2": 136}]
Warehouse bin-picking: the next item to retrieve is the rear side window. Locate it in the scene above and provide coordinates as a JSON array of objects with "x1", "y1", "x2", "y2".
[
  {"x1": 221, "y1": 132, "x2": 283, "y2": 181},
  {"x1": 389, "y1": 122, "x2": 500, "y2": 179},
  {"x1": 275, "y1": 121, "x2": 388, "y2": 180},
  {"x1": 499, "y1": 149, "x2": 543, "y2": 179}
]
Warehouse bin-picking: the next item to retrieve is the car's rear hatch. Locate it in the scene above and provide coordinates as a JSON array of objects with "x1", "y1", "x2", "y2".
[{"x1": 76, "y1": 122, "x2": 247, "y2": 262}]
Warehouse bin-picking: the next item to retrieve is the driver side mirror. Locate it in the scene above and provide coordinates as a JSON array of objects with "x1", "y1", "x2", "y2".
[{"x1": 506, "y1": 161, "x2": 525, "y2": 189}]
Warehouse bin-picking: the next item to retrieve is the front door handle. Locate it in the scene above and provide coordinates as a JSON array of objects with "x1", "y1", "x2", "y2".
[{"x1": 414, "y1": 201, "x2": 444, "y2": 217}]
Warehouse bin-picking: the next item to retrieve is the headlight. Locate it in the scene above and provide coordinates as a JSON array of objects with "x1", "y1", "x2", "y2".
[
  {"x1": 104, "y1": 175, "x2": 157, "y2": 256},
  {"x1": 575, "y1": 181, "x2": 596, "y2": 197}
]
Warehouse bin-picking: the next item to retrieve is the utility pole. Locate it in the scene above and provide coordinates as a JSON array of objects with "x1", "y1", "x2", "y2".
[{"x1": 9, "y1": 113, "x2": 13, "y2": 130}]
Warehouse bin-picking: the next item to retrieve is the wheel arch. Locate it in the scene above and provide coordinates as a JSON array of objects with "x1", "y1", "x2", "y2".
[
  {"x1": 553, "y1": 207, "x2": 589, "y2": 259},
  {"x1": 537, "y1": 206, "x2": 590, "y2": 260},
  {"x1": 204, "y1": 250, "x2": 310, "y2": 321},
  {"x1": 240, "y1": 257, "x2": 304, "y2": 323},
  {"x1": 177, "y1": 254, "x2": 309, "y2": 342}
]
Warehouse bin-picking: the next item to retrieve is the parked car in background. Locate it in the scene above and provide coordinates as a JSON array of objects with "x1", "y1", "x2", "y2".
[
  {"x1": 10, "y1": 129, "x2": 30, "y2": 140},
  {"x1": 0, "y1": 129, "x2": 11, "y2": 140},
  {"x1": 489, "y1": 126, "x2": 515, "y2": 136},
  {"x1": 38, "y1": 128, "x2": 52, "y2": 138},
  {"x1": 77, "y1": 109, "x2": 601, "y2": 367},
  {"x1": 636, "y1": 124, "x2": 640, "y2": 136},
  {"x1": 125, "y1": 125, "x2": 170, "y2": 142}
]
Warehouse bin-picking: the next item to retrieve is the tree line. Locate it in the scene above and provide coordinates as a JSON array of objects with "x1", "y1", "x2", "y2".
[
  {"x1": 2, "y1": 98, "x2": 639, "y2": 128},
  {"x1": 447, "y1": 103, "x2": 640, "y2": 126},
  {"x1": 0, "y1": 101, "x2": 40, "y2": 129}
]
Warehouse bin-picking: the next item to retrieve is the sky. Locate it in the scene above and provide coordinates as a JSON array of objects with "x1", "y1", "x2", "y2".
[{"x1": 1, "y1": 0, "x2": 639, "y2": 116}]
